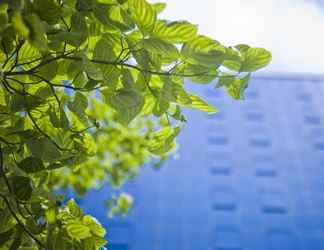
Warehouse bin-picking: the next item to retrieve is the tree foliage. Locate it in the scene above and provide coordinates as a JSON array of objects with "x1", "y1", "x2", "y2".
[{"x1": 0, "y1": 0, "x2": 271, "y2": 249}]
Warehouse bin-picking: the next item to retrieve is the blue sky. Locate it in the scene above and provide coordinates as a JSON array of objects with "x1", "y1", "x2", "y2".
[{"x1": 152, "y1": 0, "x2": 324, "y2": 74}]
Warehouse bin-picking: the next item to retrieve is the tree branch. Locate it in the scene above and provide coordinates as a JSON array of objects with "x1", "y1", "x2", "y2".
[
  {"x1": 0, "y1": 194, "x2": 45, "y2": 248},
  {"x1": 0, "y1": 145, "x2": 45, "y2": 248}
]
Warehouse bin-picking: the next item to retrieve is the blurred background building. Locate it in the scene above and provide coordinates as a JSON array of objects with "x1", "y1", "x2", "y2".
[{"x1": 81, "y1": 74, "x2": 324, "y2": 250}]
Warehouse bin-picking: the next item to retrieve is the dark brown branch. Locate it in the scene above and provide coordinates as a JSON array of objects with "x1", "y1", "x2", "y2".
[
  {"x1": 30, "y1": 74, "x2": 101, "y2": 92},
  {"x1": 4, "y1": 53, "x2": 220, "y2": 79},
  {"x1": 8, "y1": 40, "x2": 25, "y2": 73}
]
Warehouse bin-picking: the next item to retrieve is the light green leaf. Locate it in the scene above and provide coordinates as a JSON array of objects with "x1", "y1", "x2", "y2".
[
  {"x1": 73, "y1": 71, "x2": 88, "y2": 88},
  {"x1": 142, "y1": 38, "x2": 179, "y2": 60},
  {"x1": 68, "y1": 60, "x2": 84, "y2": 79},
  {"x1": 240, "y1": 47, "x2": 272, "y2": 72},
  {"x1": 153, "y1": 21, "x2": 197, "y2": 43},
  {"x1": 93, "y1": 38, "x2": 116, "y2": 61},
  {"x1": 152, "y1": 2, "x2": 166, "y2": 14},
  {"x1": 184, "y1": 64, "x2": 218, "y2": 84},
  {"x1": 67, "y1": 199, "x2": 84, "y2": 218},
  {"x1": 93, "y1": 38, "x2": 117, "y2": 76},
  {"x1": 82, "y1": 215, "x2": 106, "y2": 237},
  {"x1": 148, "y1": 126, "x2": 180, "y2": 155},
  {"x1": 93, "y1": 3, "x2": 118, "y2": 30},
  {"x1": 108, "y1": 89, "x2": 144, "y2": 125},
  {"x1": 66, "y1": 222, "x2": 91, "y2": 240},
  {"x1": 12, "y1": 12, "x2": 29, "y2": 38},
  {"x1": 39, "y1": 56, "x2": 58, "y2": 80},
  {"x1": 117, "y1": 193, "x2": 133, "y2": 215},
  {"x1": 45, "y1": 208, "x2": 56, "y2": 224},
  {"x1": 187, "y1": 94, "x2": 218, "y2": 114},
  {"x1": 19, "y1": 43, "x2": 41, "y2": 67},
  {"x1": 223, "y1": 47, "x2": 242, "y2": 71},
  {"x1": 109, "y1": 5, "x2": 134, "y2": 31},
  {"x1": 24, "y1": 14, "x2": 48, "y2": 51},
  {"x1": 49, "y1": 107, "x2": 70, "y2": 130},
  {"x1": 128, "y1": 0, "x2": 156, "y2": 32},
  {"x1": 68, "y1": 92, "x2": 89, "y2": 125},
  {"x1": 181, "y1": 35, "x2": 226, "y2": 67},
  {"x1": 219, "y1": 74, "x2": 251, "y2": 100}
]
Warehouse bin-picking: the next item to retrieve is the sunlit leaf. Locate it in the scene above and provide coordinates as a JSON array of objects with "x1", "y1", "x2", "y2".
[
  {"x1": 153, "y1": 21, "x2": 198, "y2": 43},
  {"x1": 128, "y1": 0, "x2": 156, "y2": 32}
]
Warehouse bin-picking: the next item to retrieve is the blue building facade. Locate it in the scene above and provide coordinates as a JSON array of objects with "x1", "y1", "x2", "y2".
[{"x1": 81, "y1": 74, "x2": 324, "y2": 250}]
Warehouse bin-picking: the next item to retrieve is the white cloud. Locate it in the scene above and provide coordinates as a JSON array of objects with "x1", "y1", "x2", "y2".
[{"x1": 151, "y1": 0, "x2": 324, "y2": 74}]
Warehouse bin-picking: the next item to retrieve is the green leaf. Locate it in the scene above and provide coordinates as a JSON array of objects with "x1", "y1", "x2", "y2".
[
  {"x1": 68, "y1": 92, "x2": 89, "y2": 125},
  {"x1": 0, "y1": 4, "x2": 8, "y2": 32},
  {"x1": 153, "y1": 97, "x2": 169, "y2": 116},
  {"x1": 171, "y1": 81, "x2": 191, "y2": 105},
  {"x1": 19, "y1": 43, "x2": 41, "y2": 66},
  {"x1": 121, "y1": 69, "x2": 134, "y2": 89},
  {"x1": 109, "y1": 5, "x2": 134, "y2": 31},
  {"x1": 33, "y1": 0, "x2": 61, "y2": 24},
  {"x1": 54, "y1": 31, "x2": 85, "y2": 47},
  {"x1": 45, "y1": 208, "x2": 56, "y2": 224},
  {"x1": 117, "y1": 193, "x2": 133, "y2": 215},
  {"x1": 23, "y1": 14, "x2": 48, "y2": 51},
  {"x1": 219, "y1": 74, "x2": 251, "y2": 100},
  {"x1": 128, "y1": 0, "x2": 156, "y2": 32},
  {"x1": 18, "y1": 156, "x2": 45, "y2": 173},
  {"x1": 67, "y1": 199, "x2": 84, "y2": 218},
  {"x1": 108, "y1": 89, "x2": 144, "y2": 125},
  {"x1": 240, "y1": 47, "x2": 272, "y2": 72},
  {"x1": 184, "y1": 64, "x2": 218, "y2": 84},
  {"x1": 73, "y1": 71, "x2": 88, "y2": 88},
  {"x1": 223, "y1": 47, "x2": 242, "y2": 71},
  {"x1": 153, "y1": 21, "x2": 198, "y2": 43},
  {"x1": 82, "y1": 215, "x2": 106, "y2": 237},
  {"x1": 93, "y1": 3, "x2": 117, "y2": 30},
  {"x1": 152, "y1": 3, "x2": 167, "y2": 14},
  {"x1": 12, "y1": 176, "x2": 33, "y2": 201},
  {"x1": 142, "y1": 38, "x2": 179, "y2": 60},
  {"x1": 39, "y1": 56, "x2": 58, "y2": 80},
  {"x1": 71, "y1": 12, "x2": 88, "y2": 44},
  {"x1": 66, "y1": 221, "x2": 91, "y2": 240},
  {"x1": 27, "y1": 138, "x2": 62, "y2": 162},
  {"x1": 49, "y1": 107, "x2": 70, "y2": 130},
  {"x1": 12, "y1": 12, "x2": 29, "y2": 38},
  {"x1": 148, "y1": 126, "x2": 180, "y2": 155},
  {"x1": 93, "y1": 38, "x2": 116, "y2": 76},
  {"x1": 181, "y1": 35, "x2": 226, "y2": 67},
  {"x1": 187, "y1": 94, "x2": 218, "y2": 114},
  {"x1": 67, "y1": 60, "x2": 84, "y2": 79}
]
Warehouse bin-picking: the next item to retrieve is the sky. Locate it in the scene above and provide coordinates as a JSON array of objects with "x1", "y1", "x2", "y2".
[{"x1": 151, "y1": 0, "x2": 324, "y2": 74}]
